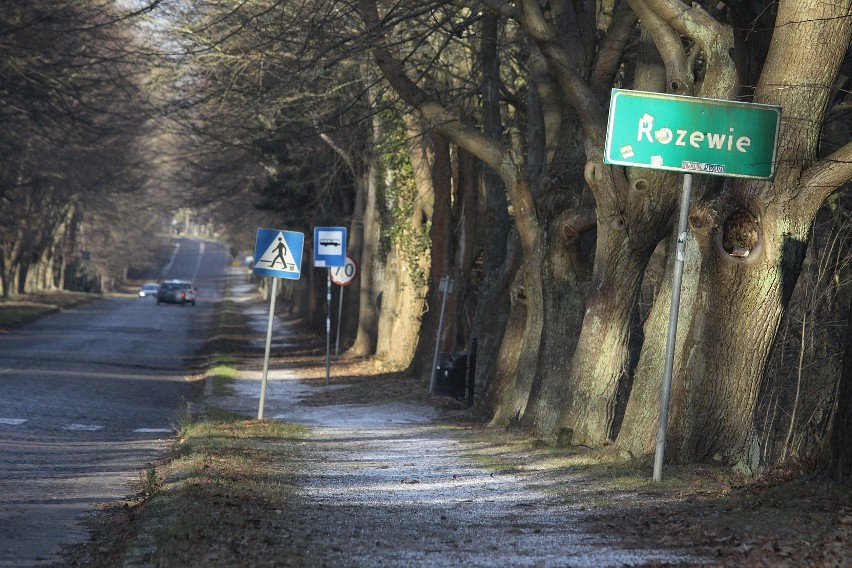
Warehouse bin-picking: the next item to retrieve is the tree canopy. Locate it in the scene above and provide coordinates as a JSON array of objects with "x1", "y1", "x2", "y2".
[{"x1": 3, "y1": 0, "x2": 851, "y2": 477}]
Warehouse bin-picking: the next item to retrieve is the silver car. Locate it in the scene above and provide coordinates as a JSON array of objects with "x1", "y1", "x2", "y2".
[{"x1": 156, "y1": 280, "x2": 197, "y2": 306}]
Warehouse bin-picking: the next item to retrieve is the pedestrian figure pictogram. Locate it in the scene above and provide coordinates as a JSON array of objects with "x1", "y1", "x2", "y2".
[
  {"x1": 254, "y1": 229, "x2": 304, "y2": 279},
  {"x1": 270, "y1": 238, "x2": 288, "y2": 267}
]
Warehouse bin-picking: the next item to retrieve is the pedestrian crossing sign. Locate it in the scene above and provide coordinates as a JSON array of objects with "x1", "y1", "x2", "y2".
[{"x1": 253, "y1": 228, "x2": 304, "y2": 279}]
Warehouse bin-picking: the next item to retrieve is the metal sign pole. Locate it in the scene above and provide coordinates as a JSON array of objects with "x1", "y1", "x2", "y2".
[
  {"x1": 653, "y1": 173, "x2": 693, "y2": 481},
  {"x1": 335, "y1": 284, "x2": 344, "y2": 356},
  {"x1": 429, "y1": 276, "x2": 453, "y2": 393},
  {"x1": 257, "y1": 277, "x2": 279, "y2": 420},
  {"x1": 326, "y1": 268, "x2": 332, "y2": 385}
]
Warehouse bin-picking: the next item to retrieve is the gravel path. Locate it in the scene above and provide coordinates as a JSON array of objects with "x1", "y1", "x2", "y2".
[
  {"x1": 208, "y1": 361, "x2": 706, "y2": 567},
  {"x1": 201, "y1": 279, "x2": 710, "y2": 566}
]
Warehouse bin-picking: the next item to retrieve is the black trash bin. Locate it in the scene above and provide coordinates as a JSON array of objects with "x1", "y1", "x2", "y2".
[{"x1": 433, "y1": 352, "x2": 467, "y2": 399}]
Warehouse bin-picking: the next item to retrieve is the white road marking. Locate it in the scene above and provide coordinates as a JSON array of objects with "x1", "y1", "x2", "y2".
[
  {"x1": 133, "y1": 428, "x2": 173, "y2": 433},
  {"x1": 64, "y1": 424, "x2": 104, "y2": 432},
  {"x1": 0, "y1": 418, "x2": 27, "y2": 425}
]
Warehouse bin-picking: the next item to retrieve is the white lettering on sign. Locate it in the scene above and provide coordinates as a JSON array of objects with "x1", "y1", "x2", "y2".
[{"x1": 637, "y1": 113, "x2": 751, "y2": 153}]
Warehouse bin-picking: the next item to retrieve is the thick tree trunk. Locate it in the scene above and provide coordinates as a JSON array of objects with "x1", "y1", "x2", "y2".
[
  {"x1": 486, "y1": 245, "x2": 544, "y2": 425},
  {"x1": 531, "y1": 171, "x2": 675, "y2": 442},
  {"x1": 616, "y1": 227, "x2": 704, "y2": 455},
  {"x1": 350, "y1": 110, "x2": 383, "y2": 356},
  {"x1": 618, "y1": 198, "x2": 811, "y2": 468},
  {"x1": 617, "y1": 0, "x2": 852, "y2": 467},
  {"x1": 831, "y1": 295, "x2": 852, "y2": 479},
  {"x1": 480, "y1": 37, "x2": 549, "y2": 424},
  {"x1": 476, "y1": 231, "x2": 520, "y2": 414},
  {"x1": 410, "y1": 132, "x2": 451, "y2": 381},
  {"x1": 449, "y1": 148, "x2": 482, "y2": 350},
  {"x1": 375, "y1": 248, "x2": 418, "y2": 365},
  {"x1": 550, "y1": 233, "x2": 653, "y2": 442},
  {"x1": 375, "y1": 114, "x2": 432, "y2": 368},
  {"x1": 471, "y1": 11, "x2": 513, "y2": 410},
  {"x1": 517, "y1": 209, "x2": 589, "y2": 435},
  {"x1": 681, "y1": 212, "x2": 807, "y2": 465}
]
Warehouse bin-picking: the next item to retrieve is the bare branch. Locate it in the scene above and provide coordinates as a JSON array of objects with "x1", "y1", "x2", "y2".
[
  {"x1": 629, "y1": 0, "x2": 737, "y2": 98},
  {"x1": 590, "y1": 1, "x2": 638, "y2": 101},
  {"x1": 797, "y1": 141, "x2": 852, "y2": 209}
]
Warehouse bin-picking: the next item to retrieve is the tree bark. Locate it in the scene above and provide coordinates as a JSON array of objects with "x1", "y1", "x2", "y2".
[
  {"x1": 375, "y1": 114, "x2": 433, "y2": 367},
  {"x1": 350, "y1": 101, "x2": 383, "y2": 356},
  {"x1": 618, "y1": 0, "x2": 852, "y2": 467},
  {"x1": 831, "y1": 294, "x2": 852, "y2": 479},
  {"x1": 410, "y1": 131, "x2": 452, "y2": 381},
  {"x1": 470, "y1": 10, "x2": 512, "y2": 409},
  {"x1": 358, "y1": 0, "x2": 542, "y2": 407}
]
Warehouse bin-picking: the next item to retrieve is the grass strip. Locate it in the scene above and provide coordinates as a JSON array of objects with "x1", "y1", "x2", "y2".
[
  {"x1": 0, "y1": 291, "x2": 96, "y2": 331},
  {"x1": 208, "y1": 364, "x2": 238, "y2": 397},
  {"x1": 124, "y1": 417, "x2": 310, "y2": 567}
]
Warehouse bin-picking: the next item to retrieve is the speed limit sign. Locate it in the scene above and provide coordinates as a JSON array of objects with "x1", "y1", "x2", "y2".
[{"x1": 330, "y1": 255, "x2": 359, "y2": 286}]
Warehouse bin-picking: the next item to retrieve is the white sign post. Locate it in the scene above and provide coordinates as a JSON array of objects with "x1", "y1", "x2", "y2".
[
  {"x1": 330, "y1": 255, "x2": 359, "y2": 356},
  {"x1": 429, "y1": 276, "x2": 454, "y2": 394},
  {"x1": 314, "y1": 227, "x2": 347, "y2": 385},
  {"x1": 253, "y1": 228, "x2": 304, "y2": 419}
]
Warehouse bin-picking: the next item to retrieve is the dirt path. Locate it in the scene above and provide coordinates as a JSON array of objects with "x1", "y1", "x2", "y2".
[{"x1": 206, "y1": 366, "x2": 706, "y2": 567}]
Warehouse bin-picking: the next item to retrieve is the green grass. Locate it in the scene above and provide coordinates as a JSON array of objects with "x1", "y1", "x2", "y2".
[
  {"x1": 125, "y1": 418, "x2": 310, "y2": 566},
  {"x1": 205, "y1": 406, "x2": 250, "y2": 423},
  {"x1": 207, "y1": 364, "x2": 239, "y2": 396}
]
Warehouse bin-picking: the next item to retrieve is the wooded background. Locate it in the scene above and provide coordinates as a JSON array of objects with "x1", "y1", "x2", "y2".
[{"x1": 1, "y1": 0, "x2": 850, "y2": 477}]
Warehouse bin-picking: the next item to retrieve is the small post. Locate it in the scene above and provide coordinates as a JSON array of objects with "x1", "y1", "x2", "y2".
[
  {"x1": 429, "y1": 276, "x2": 453, "y2": 393},
  {"x1": 335, "y1": 283, "x2": 344, "y2": 356},
  {"x1": 653, "y1": 173, "x2": 693, "y2": 481},
  {"x1": 326, "y1": 268, "x2": 332, "y2": 385},
  {"x1": 258, "y1": 277, "x2": 279, "y2": 420},
  {"x1": 467, "y1": 337, "x2": 478, "y2": 408}
]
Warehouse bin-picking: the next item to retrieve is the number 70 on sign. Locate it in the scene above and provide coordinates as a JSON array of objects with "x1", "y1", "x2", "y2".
[{"x1": 330, "y1": 255, "x2": 358, "y2": 286}]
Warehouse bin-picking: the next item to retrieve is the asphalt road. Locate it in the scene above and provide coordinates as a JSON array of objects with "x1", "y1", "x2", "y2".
[{"x1": 0, "y1": 238, "x2": 230, "y2": 566}]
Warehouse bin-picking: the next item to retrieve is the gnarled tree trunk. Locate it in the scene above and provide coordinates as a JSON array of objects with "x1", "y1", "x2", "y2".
[{"x1": 618, "y1": 0, "x2": 852, "y2": 468}]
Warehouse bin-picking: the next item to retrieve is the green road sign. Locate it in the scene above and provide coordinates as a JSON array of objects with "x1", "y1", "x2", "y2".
[{"x1": 604, "y1": 89, "x2": 781, "y2": 180}]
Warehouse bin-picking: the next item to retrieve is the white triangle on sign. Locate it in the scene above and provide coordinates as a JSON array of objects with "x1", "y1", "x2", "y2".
[{"x1": 257, "y1": 232, "x2": 299, "y2": 273}]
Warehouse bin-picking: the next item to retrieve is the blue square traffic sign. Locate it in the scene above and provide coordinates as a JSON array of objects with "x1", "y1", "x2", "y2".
[
  {"x1": 313, "y1": 226, "x2": 347, "y2": 267},
  {"x1": 253, "y1": 228, "x2": 305, "y2": 279}
]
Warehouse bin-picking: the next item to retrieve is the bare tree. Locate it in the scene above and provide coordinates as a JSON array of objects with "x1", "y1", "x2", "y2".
[{"x1": 0, "y1": 0, "x2": 160, "y2": 295}]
